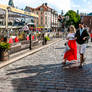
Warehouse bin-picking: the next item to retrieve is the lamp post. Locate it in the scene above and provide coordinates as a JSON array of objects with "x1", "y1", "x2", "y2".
[
  {"x1": 5, "y1": 7, "x2": 12, "y2": 35},
  {"x1": 6, "y1": 7, "x2": 11, "y2": 29},
  {"x1": 65, "y1": 16, "x2": 69, "y2": 21},
  {"x1": 64, "y1": 15, "x2": 70, "y2": 28},
  {"x1": 29, "y1": 33, "x2": 32, "y2": 50},
  {"x1": 4, "y1": 7, "x2": 11, "y2": 42},
  {"x1": 5, "y1": 9, "x2": 8, "y2": 30},
  {"x1": 64, "y1": 16, "x2": 69, "y2": 38}
]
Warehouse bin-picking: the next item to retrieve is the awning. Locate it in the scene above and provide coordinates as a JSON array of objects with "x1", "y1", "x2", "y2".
[{"x1": 0, "y1": 4, "x2": 38, "y2": 18}]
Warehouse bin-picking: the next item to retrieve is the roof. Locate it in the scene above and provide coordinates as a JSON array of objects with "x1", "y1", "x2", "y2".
[
  {"x1": 88, "y1": 13, "x2": 92, "y2": 16},
  {"x1": 0, "y1": 4, "x2": 38, "y2": 18},
  {"x1": 25, "y1": 6, "x2": 35, "y2": 11},
  {"x1": 35, "y1": 4, "x2": 51, "y2": 11},
  {"x1": 26, "y1": 3, "x2": 52, "y2": 12}
]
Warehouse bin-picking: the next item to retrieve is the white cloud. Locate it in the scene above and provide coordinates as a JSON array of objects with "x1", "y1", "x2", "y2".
[
  {"x1": 83, "y1": 0, "x2": 87, "y2": 2},
  {"x1": 72, "y1": 4, "x2": 80, "y2": 8},
  {"x1": 79, "y1": 8, "x2": 91, "y2": 13},
  {"x1": 46, "y1": 0, "x2": 71, "y2": 12},
  {"x1": 0, "y1": 0, "x2": 8, "y2": 5},
  {"x1": 88, "y1": 1, "x2": 91, "y2": 5}
]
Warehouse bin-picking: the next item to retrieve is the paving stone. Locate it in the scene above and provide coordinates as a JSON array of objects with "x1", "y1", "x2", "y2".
[
  {"x1": 47, "y1": 89, "x2": 57, "y2": 92},
  {"x1": 0, "y1": 40, "x2": 92, "y2": 92}
]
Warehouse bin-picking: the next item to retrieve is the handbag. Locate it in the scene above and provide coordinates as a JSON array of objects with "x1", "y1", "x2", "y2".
[{"x1": 64, "y1": 42, "x2": 70, "y2": 53}]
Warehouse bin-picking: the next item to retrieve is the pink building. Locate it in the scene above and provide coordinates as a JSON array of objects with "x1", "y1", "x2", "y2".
[{"x1": 25, "y1": 3, "x2": 59, "y2": 31}]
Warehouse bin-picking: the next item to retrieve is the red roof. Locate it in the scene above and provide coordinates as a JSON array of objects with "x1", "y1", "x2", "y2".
[
  {"x1": 35, "y1": 4, "x2": 51, "y2": 11},
  {"x1": 26, "y1": 3, "x2": 52, "y2": 11}
]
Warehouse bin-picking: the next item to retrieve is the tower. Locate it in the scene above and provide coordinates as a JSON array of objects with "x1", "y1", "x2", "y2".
[
  {"x1": 8, "y1": 0, "x2": 14, "y2": 7},
  {"x1": 61, "y1": 10, "x2": 64, "y2": 16},
  {"x1": 77, "y1": 10, "x2": 79, "y2": 15}
]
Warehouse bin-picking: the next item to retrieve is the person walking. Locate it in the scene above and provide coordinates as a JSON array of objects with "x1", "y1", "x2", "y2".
[
  {"x1": 62, "y1": 25, "x2": 77, "y2": 65},
  {"x1": 84, "y1": 25, "x2": 89, "y2": 43},
  {"x1": 75, "y1": 23, "x2": 89, "y2": 68},
  {"x1": 89, "y1": 29, "x2": 92, "y2": 42}
]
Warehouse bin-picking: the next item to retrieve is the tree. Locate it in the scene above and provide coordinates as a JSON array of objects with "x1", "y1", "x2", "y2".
[{"x1": 64, "y1": 10, "x2": 81, "y2": 28}]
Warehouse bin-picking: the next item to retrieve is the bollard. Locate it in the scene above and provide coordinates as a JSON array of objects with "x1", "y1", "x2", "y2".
[
  {"x1": 4, "y1": 36, "x2": 8, "y2": 43},
  {"x1": 29, "y1": 34, "x2": 32, "y2": 50},
  {"x1": 42, "y1": 33, "x2": 45, "y2": 45},
  {"x1": 45, "y1": 37, "x2": 47, "y2": 45}
]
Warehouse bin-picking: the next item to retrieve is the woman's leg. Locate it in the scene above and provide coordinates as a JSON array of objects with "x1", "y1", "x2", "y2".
[
  {"x1": 91, "y1": 38, "x2": 92, "y2": 42},
  {"x1": 62, "y1": 58, "x2": 67, "y2": 65},
  {"x1": 79, "y1": 54, "x2": 85, "y2": 68}
]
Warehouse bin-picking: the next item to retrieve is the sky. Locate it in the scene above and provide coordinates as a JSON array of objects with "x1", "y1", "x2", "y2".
[{"x1": 0, "y1": 0, "x2": 92, "y2": 14}]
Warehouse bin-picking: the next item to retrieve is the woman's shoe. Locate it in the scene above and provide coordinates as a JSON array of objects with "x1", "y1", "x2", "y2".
[
  {"x1": 62, "y1": 62, "x2": 66, "y2": 65},
  {"x1": 79, "y1": 64, "x2": 83, "y2": 68}
]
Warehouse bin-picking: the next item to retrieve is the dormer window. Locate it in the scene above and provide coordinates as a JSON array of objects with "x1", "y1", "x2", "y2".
[{"x1": 40, "y1": 8, "x2": 43, "y2": 11}]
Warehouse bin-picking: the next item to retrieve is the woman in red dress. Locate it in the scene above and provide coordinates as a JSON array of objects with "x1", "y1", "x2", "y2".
[{"x1": 62, "y1": 25, "x2": 77, "y2": 65}]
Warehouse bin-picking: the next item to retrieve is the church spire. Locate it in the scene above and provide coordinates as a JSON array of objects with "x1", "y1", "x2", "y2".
[{"x1": 8, "y1": 0, "x2": 14, "y2": 7}]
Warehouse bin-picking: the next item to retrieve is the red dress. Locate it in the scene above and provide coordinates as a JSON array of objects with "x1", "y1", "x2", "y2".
[
  {"x1": 64, "y1": 33, "x2": 77, "y2": 61},
  {"x1": 90, "y1": 33, "x2": 92, "y2": 38}
]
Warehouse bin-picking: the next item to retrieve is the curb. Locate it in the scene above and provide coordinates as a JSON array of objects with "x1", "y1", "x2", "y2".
[{"x1": 0, "y1": 39, "x2": 62, "y2": 69}]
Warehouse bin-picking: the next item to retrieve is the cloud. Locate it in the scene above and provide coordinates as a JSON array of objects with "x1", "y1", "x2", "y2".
[
  {"x1": 0, "y1": 0, "x2": 8, "y2": 5},
  {"x1": 83, "y1": 0, "x2": 87, "y2": 2},
  {"x1": 79, "y1": 8, "x2": 91, "y2": 13},
  {"x1": 46, "y1": 0, "x2": 71, "y2": 12},
  {"x1": 0, "y1": 0, "x2": 71, "y2": 12},
  {"x1": 0, "y1": 0, "x2": 91, "y2": 13},
  {"x1": 72, "y1": 4, "x2": 80, "y2": 8},
  {"x1": 88, "y1": 1, "x2": 92, "y2": 5}
]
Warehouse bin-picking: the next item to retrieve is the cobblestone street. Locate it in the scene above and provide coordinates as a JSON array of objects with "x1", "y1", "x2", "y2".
[{"x1": 0, "y1": 40, "x2": 92, "y2": 92}]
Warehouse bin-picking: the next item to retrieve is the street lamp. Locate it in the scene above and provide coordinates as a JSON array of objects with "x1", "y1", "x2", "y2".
[
  {"x1": 65, "y1": 16, "x2": 69, "y2": 21},
  {"x1": 90, "y1": 19, "x2": 91, "y2": 25},
  {"x1": 6, "y1": 7, "x2": 11, "y2": 37}
]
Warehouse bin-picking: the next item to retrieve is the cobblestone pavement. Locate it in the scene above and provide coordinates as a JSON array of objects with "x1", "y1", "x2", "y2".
[{"x1": 0, "y1": 40, "x2": 92, "y2": 92}]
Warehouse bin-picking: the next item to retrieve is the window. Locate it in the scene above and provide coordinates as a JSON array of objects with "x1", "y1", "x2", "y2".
[
  {"x1": 37, "y1": 19, "x2": 39, "y2": 26},
  {"x1": 36, "y1": 12, "x2": 38, "y2": 14},
  {"x1": 40, "y1": 8, "x2": 43, "y2": 11},
  {"x1": 41, "y1": 16, "x2": 43, "y2": 21},
  {"x1": 45, "y1": 12, "x2": 47, "y2": 15},
  {"x1": 41, "y1": 12, "x2": 43, "y2": 15},
  {"x1": 41, "y1": 16, "x2": 43, "y2": 25},
  {"x1": 31, "y1": 19, "x2": 34, "y2": 23},
  {"x1": 45, "y1": 16, "x2": 47, "y2": 25}
]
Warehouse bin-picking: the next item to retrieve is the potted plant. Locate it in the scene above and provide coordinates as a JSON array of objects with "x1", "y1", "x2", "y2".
[{"x1": 0, "y1": 42, "x2": 10, "y2": 61}]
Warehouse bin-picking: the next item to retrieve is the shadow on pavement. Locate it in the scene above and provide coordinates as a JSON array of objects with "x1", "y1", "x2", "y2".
[
  {"x1": 55, "y1": 47, "x2": 65, "y2": 49},
  {"x1": 6, "y1": 63, "x2": 92, "y2": 92}
]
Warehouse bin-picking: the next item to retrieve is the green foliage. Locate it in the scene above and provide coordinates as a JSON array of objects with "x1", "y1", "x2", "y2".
[
  {"x1": 0, "y1": 42, "x2": 10, "y2": 51},
  {"x1": 64, "y1": 10, "x2": 81, "y2": 28}
]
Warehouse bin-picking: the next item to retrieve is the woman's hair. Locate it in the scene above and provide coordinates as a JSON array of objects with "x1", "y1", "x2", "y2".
[{"x1": 69, "y1": 25, "x2": 76, "y2": 33}]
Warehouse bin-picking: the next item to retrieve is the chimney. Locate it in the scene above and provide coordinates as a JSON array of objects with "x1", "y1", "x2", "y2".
[{"x1": 45, "y1": 3, "x2": 47, "y2": 6}]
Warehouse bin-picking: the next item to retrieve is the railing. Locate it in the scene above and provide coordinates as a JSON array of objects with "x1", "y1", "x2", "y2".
[{"x1": 9, "y1": 31, "x2": 60, "y2": 55}]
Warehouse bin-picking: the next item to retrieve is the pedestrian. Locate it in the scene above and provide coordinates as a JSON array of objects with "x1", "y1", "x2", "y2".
[
  {"x1": 84, "y1": 25, "x2": 89, "y2": 32},
  {"x1": 89, "y1": 29, "x2": 92, "y2": 42},
  {"x1": 84, "y1": 25, "x2": 90, "y2": 43},
  {"x1": 62, "y1": 25, "x2": 77, "y2": 65},
  {"x1": 75, "y1": 23, "x2": 89, "y2": 68}
]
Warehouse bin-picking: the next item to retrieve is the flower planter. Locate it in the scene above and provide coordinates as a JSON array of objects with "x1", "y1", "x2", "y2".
[
  {"x1": 0, "y1": 42, "x2": 10, "y2": 61},
  {"x1": 0, "y1": 50, "x2": 9, "y2": 61}
]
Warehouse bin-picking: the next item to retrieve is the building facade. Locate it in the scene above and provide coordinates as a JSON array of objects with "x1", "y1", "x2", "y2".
[
  {"x1": 51, "y1": 9, "x2": 58, "y2": 31},
  {"x1": 25, "y1": 3, "x2": 59, "y2": 31},
  {"x1": 81, "y1": 16, "x2": 92, "y2": 31}
]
